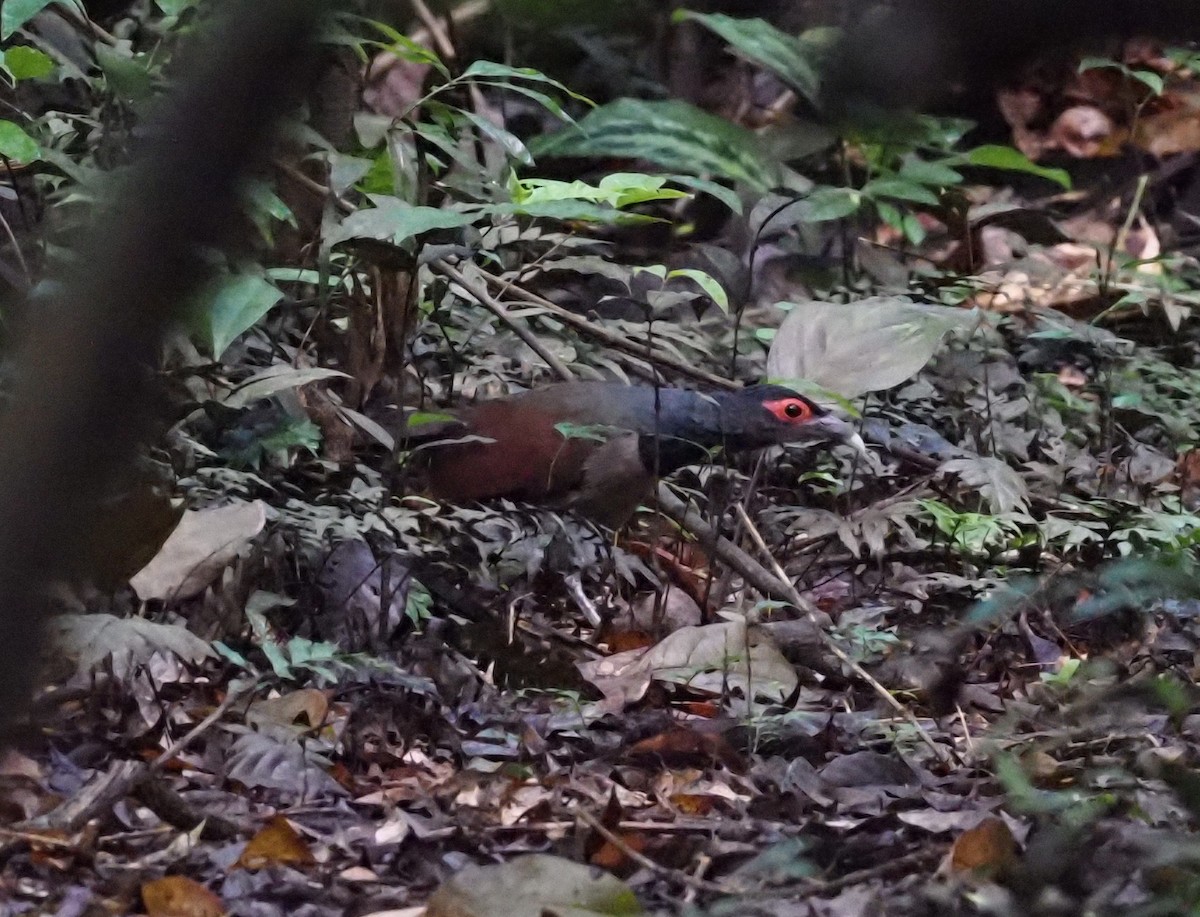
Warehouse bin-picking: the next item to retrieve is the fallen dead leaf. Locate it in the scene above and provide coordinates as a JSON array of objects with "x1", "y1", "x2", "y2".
[
  {"x1": 425, "y1": 854, "x2": 642, "y2": 917},
  {"x1": 142, "y1": 875, "x2": 225, "y2": 917},
  {"x1": 944, "y1": 816, "x2": 1019, "y2": 879},
  {"x1": 236, "y1": 815, "x2": 316, "y2": 871},
  {"x1": 131, "y1": 500, "x2": 267, "y2": 602},
  {"x1": 578, "y1": 619, "x2": 798, "y2": 714}
]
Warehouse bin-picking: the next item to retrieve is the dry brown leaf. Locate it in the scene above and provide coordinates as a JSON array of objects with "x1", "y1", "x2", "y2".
[
  {"x1": 142, "y1": 876, "x2": 226, "y2": 917},
  {"x1": 245, "y1": 689, "x2": 330, "y2": 736},
  {"x1": 236, "y1": 815, "x2": 316, "y2": 871},
  {"x1": 131, "y1": 500, "x2": 267, "y2": 602},
  {"x1": 946, "y1": 817, "x2": 1019, "y2": 878},
  {"x1": 578, "y1": 619, "x2": 798, "y2": 714}
]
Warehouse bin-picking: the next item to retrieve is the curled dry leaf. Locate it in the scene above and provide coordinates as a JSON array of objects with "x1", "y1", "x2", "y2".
[
  {"x1": 141, "y1": 875, "x2": 225, "y2": 917},
  {"x1": 236, "y1": 815, "x2": 317, "y2": 870},
  {"x1": 426, "y1": 854, "x2": 642, "y2": 917},
  {"x1": 130, "y1": 500, "x2": 267, "y2": 602},
  {"x1": 943, "y1": 816, "x2": 1019, "y2": 879},
  {"x1": 766, "y1": 297, "x2": 977, "y2": 399},
  {"x1": 578, "y1": 619, "x2": 798, "y2": 714}
]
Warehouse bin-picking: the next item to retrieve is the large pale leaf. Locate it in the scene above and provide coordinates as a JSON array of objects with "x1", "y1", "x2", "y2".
[
  {"x1": 427, "y1": 854, "x2": 642, "y2": 917},
  {"x1": 578, "y1": 619, "x2": 797, "y2": 713},
  {"x1": 766, "y1": 296, "x2": 978, "y2": 398},
  {"x1": 221, "y1": 365, "x2": 348, "y2": 409},
  {"x1": 130, "y1": 501, "x2": 267, "y2": 602},
  {"x1": 530, "y1": 98, "x2": 779, "y2": 190}
]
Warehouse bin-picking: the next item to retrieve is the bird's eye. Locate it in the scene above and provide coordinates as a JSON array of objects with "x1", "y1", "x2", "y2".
[{"x1": 765, "y1": 397, "x2": 812, "y2": 423}]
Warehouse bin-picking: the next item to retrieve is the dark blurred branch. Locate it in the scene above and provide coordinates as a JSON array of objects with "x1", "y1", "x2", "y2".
[{"x1": 0, "y1": 0, "x2": 324, "y2": 739}]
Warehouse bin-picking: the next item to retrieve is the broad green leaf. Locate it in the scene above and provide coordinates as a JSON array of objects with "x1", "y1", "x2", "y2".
[
  {"x1": 665, "y1": 173, "x2": 743, "y2": 213},
  {"x1": 513, "y1": 174, "x2": 687, "y2": 209},
  {"x1": 0, "y1": 120, "x2": 39, "y2": 161},
  {"x1": 901, "y1": 211, "x2": 926, "y2": 245},
  {"x1": 201, "y1": 273, "x2": 285, "y2": 359},
  {"x1": 863, "y1": 177, "x2": 941, "y2": 206},
  {"x1": 676, "y1": 11, "x2": 821, "y2": 105},
  {"x1": 490, "y1": 199, "x2": 659, "y2": 225},
  {"x1": 95, "y1": 44, "x2": 156, "y2": 102},
  {"x1": 456, "y1": 108, "x2": 532, "y2": 164},
  {"x1": 530, "y1": 98, "x2": 779, "y2": 190},
  {"x1": 963, "y1": 145, "x2": 1071, "y2": 189},
  {"x1": 155, "y1": 0, "x2": 197, "y2": 14},
  {"x1": 766, "y1": 296, "x2": 978, "y2": 398},
  {"x1": 1, "y1": 0, "x2": 59, "y2": 39},
  {"x1": 326, "y1": 197, "x2": 478, "y2": 248},
  {"x1": 667, "y1": 268, "x2": 728, "y2": 311},
  {"x1": 796, "y1": 185, "x2": 860, "y2": 222},
  {"x1": 472, "y1": 79, "x2": 575, "y2": 122},
  {"x1": 1078, "y1": 58, "x2": 1164, "y2": 95},
  {"x1": 897, "y1": 156, "x2": 962, "y2": 186},
  {"x1": 3, "y1": 46, "x2": 54, "y2": 80}
]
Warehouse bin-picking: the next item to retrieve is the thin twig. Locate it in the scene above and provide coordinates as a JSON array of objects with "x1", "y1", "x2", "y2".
[
  {"x1": 431, "y1": 260, "x2": 575, "y2": 380},
  {"x1": 473, "y1": 266, "x2": 739, "y2": 390},
  {"x1": 574, "y1": 807, "x2": 742, "y2": 896},
  {"x1": 795, "y1": 845, "x2": 945, "y2": 898},
  {"x1": 150, "y1": 676, "x2": 260, "y2": 774},
  {"x1": 733, "y1": 503, "x2": 956, "y2": 767}
]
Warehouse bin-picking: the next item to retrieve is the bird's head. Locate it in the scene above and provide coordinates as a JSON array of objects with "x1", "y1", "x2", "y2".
[{"x1": 717, "y1": 384, "x2": 866, "y2": 454}]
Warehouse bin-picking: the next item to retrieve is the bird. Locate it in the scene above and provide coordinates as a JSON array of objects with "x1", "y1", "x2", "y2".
[{"x1": 403, "y1": 382, "x2": 863, "y2": 527}]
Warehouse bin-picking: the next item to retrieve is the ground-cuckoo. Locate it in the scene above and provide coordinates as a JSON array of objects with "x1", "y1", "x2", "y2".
[{"x1": 408, "y1": 382, "x2": 862, "y2": 527}]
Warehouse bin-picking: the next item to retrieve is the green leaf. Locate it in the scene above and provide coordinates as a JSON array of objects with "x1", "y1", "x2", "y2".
[
  {"x1": 901, "y1": 211, "x2": 926, "y2": 245},
  {"x1": 530, "y1": 98, "x2": 779, "y2": 190},
  {"x1": 491, "y1": 199, "x2": 658, "y2": 225},
  {"x1": 675, "y1": 11, "x2": 821, "y2": 105},
  {"x1": 95, "y1": 44, "x2": 156, "y2": 102},
  {"x1": 863, "y1": 177, "x2": 941, "y2": 206},
  {"x1": 1078, "y1": 56, "x2": 1120, "y2": 74},
  {"x1": 222, "y1": 365, "x2": 348, "y2": 410},
  {"x1": 1130, "y1": 69, "x2": 1165, "y2": 96},
  {"x1": 326, "y1": 197, "x2": 478, "y2": 248},
  {"x1": 462, "y1": 60, "x2": 593, "y2": 106},
  {"x1": 513, "y1": 173, "x2": 687, "y2": 209},
  {"x1": 1, "y1": 0, "x2": 59, "y2": 39},
  {"x1": 963, "y1": 145, "x2": 1071, "y2": 189},
  {"x1": 555, "y1": 421, "x2": 612, "y2": 442},
  {"x1": 667, "y1": 268, "x2": 728, "y2": 311},
  {"x1": 456, "y1": 107, "x2": 532, "y2": 164},
  {"x1": 897, "y1": 155, "x2": 962, "y2": 186},
  {"x1": 796, "y1": 185, "x2": 861, "y2": 222},
  {"x1": 154, "y1": 0, "x2": 196, "y2": 14},
  {"x1": 200, "y1": 272, "x2": 285, "y2": 359},
  {"x1": 0, "y1": 120, "x2": 39, "y2": 161},
  {"x1": 664, "y1": 173, "x2": 743, "y2": 213},
  {"x1": 3, "y1": 46, "x2": 54, "y2": 80}
]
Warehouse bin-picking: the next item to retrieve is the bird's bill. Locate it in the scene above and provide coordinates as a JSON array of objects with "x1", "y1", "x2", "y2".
[{"x1": 802, "y1": 414, "x2": 869, "y2": 456}]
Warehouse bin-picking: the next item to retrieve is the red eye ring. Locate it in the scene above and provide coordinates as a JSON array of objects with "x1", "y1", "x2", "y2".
[{"x1": 766, "y1": 398, "x2": 812, "y2": 423}]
